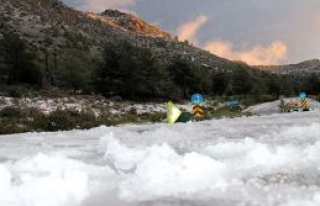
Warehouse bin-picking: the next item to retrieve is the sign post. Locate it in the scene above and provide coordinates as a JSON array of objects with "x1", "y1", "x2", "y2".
[
  {"x1": 191, "y1": 93, "x2": 204, "y2": 121},
  {"x1": 299, "y1": 92, "x2": 309, "y2": 111}
]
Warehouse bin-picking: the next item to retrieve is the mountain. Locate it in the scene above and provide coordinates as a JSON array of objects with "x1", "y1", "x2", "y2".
[
  {"x1": 3, "y1": 0, "x2": 314, "y2": 100},
  {"x1": 2, "y1": 0, "x2": 318, "y2": 78},
  {"x1": 0, "y1": 0, "x2": 238, "y2": 70},
  {"x1": 254, "y1": 59, "x2": 320, "y2": 76},
  {"x1": 98, "y1": 10, "x2": 171, "y2": 39}
]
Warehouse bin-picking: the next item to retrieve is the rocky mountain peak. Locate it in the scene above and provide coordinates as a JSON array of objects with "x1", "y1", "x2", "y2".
[{"x1": 99, "y1": 9, "x2": 172, "y2": 39}]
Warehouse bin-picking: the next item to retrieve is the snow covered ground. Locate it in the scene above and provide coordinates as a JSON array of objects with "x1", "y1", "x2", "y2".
[
  {"x1": 1, "y1": 103, "x2": 320, "y2": 205},
  {"x1": 0, "y1": 96, "x2": 168, "y2": 116},
  {"x1": 245, "y1": 98, "x2": 320, "y2": 115}
]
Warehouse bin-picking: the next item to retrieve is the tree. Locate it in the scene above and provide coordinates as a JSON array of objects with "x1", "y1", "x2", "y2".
[
  {"x1": 281, "y1": 76, "x2": 295, "y2": 96},
  {"x1": 132, "y1": 47, "x2": 169, "y2": 98},
  {"x1": 94, "y1": 42, "x2": 122, "y2": 96},
  {"x1": 231, "y1": 67, "x2": 253, "y2": 98},
  {"x1": 306, "y1": 74, "x2": 320, "y2": 95},
  {"x1": 0, "y1": 32, "x2": 42, "y2": 86},
  {"x1": 95, "y1": 41, "x2": 173, "y2": 100},
  {"x1": 211, "y1": 71, "x2": 229, "y2": 95},
  {"x1": 58, "y1": 49, "x2": 92, "y2": 93},
  {"x1": 168, "y1": 57, "x2": 200, "y2": 98}
]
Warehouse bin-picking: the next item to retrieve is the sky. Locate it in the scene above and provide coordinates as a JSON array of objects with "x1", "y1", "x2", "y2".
[
  {"x1": 2, "y1": 103, "x2": 320, "y2": 205},
  {"x1": 63, "y1": 0, "x2": 320, "y2": 65}
]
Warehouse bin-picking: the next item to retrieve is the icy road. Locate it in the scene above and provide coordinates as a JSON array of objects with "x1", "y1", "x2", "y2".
[{"x1": 1, "y1": 104, "x2": 320, "y2": 205}]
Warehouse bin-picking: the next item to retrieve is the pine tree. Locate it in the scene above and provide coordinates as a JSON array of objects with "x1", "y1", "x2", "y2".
[{"x1": 0, "y1": 32, "x2": 41, "y2": 86}]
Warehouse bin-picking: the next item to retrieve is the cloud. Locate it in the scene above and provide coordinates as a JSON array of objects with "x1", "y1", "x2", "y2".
[
  {"x1": 204, "y1": 40, "x2": 288, "y2": 65},
  {"x1": 175, "y1": 14, "x2": 287, "y2": 65},
  {"x1": 176, "y1": 15, "x2": 208, "y2": 44},
  {"x1": 75, "y1": 0, "x2": 138, "y2": 12}
]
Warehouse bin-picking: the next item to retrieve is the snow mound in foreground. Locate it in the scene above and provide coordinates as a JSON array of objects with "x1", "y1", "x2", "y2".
[{"x1": 1, "y1": 113, "x2": 320, "y2": 205}]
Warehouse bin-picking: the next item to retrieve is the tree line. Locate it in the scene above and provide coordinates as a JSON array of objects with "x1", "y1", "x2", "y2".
[{"x1": 0, "y1": 31, "x2": 319, "y2": 101}]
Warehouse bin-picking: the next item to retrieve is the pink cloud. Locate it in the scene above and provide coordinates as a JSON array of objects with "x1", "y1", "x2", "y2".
[
  {"x1": 176, "y1": 15, "x2": 208, "y2": 44},
  {"x1": 204, "y1": 40, "x2": 288, "y2": 65}
]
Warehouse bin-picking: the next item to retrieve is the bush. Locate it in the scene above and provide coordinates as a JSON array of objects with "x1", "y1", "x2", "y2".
[
  {"x1": 0, "y1": 106, "x2": 170, "y2": 134},
  {"x1": 75, "y1": 111, "x2": 99, "y2": 129},
  {"x1": 6, "y1": 85, "x2": 28, "y2": 98},
  {"x1": 0, "y1": 107, "x2": 26, "y2": 118},
  {"x1": 96, "y1": 112, "x2": 114, "y2": 126},
  {"x1": 0, "y1": 122, "x2": 28, "y2": 134},
  {"x1": 142, "y1": 112, "x2": 166, "y2": 122},
  {"x1": 46, "y1": 110, "x2": 77, "y2": 131},
  {"x1": 29, "y1": 111, "x2": 49, "y2": 132},
  {"x1": 205, "y1": 107, "x2": 245, "y2": 119},
  {"x1": 46, "y1": 110, "x2": 100, "y2": 131},
  {"x1": 0, "y1": 107, "x2": 49, "y2": 133}
]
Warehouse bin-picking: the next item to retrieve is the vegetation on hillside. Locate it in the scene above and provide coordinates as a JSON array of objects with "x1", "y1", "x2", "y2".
[{"x1": 0, "y1": 31, "x2": 318, "y2": 101}]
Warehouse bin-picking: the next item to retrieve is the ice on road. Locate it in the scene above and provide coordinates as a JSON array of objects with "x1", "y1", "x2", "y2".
[{"x1": 1, "y1": 109, "x2": 320, "y2": 205}]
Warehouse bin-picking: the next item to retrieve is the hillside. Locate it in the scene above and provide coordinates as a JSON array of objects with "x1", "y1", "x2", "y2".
[
  {"x1": 1, "y1": 0, "x2": 319, "y2": 81},
  {"x1": 0, "y1": 0, "x2": 237, "y2": 70},
  {"x1": 1, "y1": 0, "x2": 316, "y2": 102},
  {"x1": 255, "y1": 59, "x2": 320, "y2": 76}
]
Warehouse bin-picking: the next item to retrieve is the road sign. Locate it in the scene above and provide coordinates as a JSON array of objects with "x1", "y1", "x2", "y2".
[
  {"x1": 299, "y1": 92, "x2": 307, "y2": 99},
  {"x1": 300, "y1": 99, "x2": 309, "y2": 111},
  {"x1": 191, "y1": 93, "x2": 204, "y2": 104},
  {"x1": 192, "y1": 105, "x2": 204, "y2": 121},
  {"x1": 300, "y1": 99, "x2": 308, "y2": 107},
  {"x1": 167, "y1": 101, "x2": 182, "y2": 124}
]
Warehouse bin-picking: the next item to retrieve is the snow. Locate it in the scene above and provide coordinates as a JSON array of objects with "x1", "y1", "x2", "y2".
[
  {"x1": 1, "y1": 107, "x2": 320, "y2": 205},
  {"x1": 245, "y1": 98, "x2": 320, "y2": 115},
  {"x1": 0, "y1": 96, "x2": 167, "y2": 116}
]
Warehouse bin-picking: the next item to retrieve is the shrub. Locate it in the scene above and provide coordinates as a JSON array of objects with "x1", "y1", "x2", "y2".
[
  {"x1": 97, "y1": 112, "x2": 114, "y2": 126},
  {"x1": 46, "y1": 110, "x2": 101, "y2": 131},
  {"x1": 46, "y1": 110, "x2": 77, "y2": 131},
  {"x1": 205, "y1": 107, "x2": 244, "y2": 119},
  {"x1": 75, "y1": 111, "x2": 99, "y2": 129},
  {"x1": 0, "y1": 107, "x2": 26, "y2": 118},
  {"x1": 0, "y1": 107, "x2": 49, "y2": 133},
  {"x1": 0, "y1": 120, "x2": 28, "y2": 134},
  {"x1": 6, "y1": 85, "x2": 28, "y2": 98},
  {"x1": 29, "y1": 112, "x2": 49, "y2": 132},
  {"x1": 142, "y1": 112, "x2": 166, "y2": 122},
  {"x1": 127, "y1": 107, "x2": 138, "y2": 116}
]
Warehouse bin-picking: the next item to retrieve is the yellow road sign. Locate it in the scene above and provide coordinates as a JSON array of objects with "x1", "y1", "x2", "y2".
[
  {"x1": 192, "y1": 105, "x2": 204, "y2": 118},
  {"x1": 300, "y1": 99, "x2": 308, "y2": 108}
]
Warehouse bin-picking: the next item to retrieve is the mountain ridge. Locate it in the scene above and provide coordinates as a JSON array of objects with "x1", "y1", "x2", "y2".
[
  {"x1": 255, "y1": 59, "x2": 320, "y2": 76},
  {"x1": 0, "y1": 0, "x2": 239, "y2": 71},
  {"x1": 1, "y1": 0, "x2": 317, "y2": 75},
  {"x1": 1, "y1": 0, "x2": 319, "y2": 101}
]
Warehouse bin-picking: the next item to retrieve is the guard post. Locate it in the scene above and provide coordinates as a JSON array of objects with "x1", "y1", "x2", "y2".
[
  {"x1": 299, "y1": 92, "x2": 309, "y2": 111},
  {"x1": 191, "y1": 93, "x2": 204, "y2": 121}
]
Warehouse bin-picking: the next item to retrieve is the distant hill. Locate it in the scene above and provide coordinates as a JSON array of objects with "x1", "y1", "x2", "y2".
[{"x1": 254, "y1": 59, "x2": 320, "y2": 76}]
